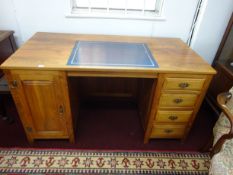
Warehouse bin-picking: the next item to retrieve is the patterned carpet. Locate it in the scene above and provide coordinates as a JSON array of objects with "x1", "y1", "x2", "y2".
[{"x1": 0, "y1": 148, "x2": 210, "y2": 175}]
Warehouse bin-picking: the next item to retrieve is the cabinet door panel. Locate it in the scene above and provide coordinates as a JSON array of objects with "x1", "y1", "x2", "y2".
[
  {"x1": 8, "y1": 71, "x2": 71, "y2": 140},
  {"x1": 22, "y1": 80, "x2": 66, "y2": 135}
]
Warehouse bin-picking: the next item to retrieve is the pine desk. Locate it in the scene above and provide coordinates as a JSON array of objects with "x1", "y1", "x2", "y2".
[{"x1": 0, "y1": 32, "x2": 216, "y2": 143}]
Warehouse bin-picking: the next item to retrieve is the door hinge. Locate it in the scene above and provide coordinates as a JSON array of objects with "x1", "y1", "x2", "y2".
[{"x1": 26, "y1": 127, "x2": 32, "y2": 132}]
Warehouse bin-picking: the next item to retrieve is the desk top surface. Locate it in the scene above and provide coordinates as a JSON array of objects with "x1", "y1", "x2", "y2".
[{"x1": 1, "y1": 32, "x2": 215, "y2": 75}]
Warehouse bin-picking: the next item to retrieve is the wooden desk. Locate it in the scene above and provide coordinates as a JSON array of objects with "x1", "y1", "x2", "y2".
[{"x1": 0, "y1": 32, "x2": 216, "y2": 143}]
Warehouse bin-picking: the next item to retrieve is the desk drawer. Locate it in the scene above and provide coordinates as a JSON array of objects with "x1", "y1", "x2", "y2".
[
  {"x1": 163, "y1": 78, "x2": 205, "y2": 91},
  {"x1": 159, "y1": 94, "x2": 198, "y2": 107},
  {"x1": 150, "y1": 124, "x2": 186, "y2": 138},
  {"x1": 155, "y1": 110, "x2": 193, "y2": 123}
]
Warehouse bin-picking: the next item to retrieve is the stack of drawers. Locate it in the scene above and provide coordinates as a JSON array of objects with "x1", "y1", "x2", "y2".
[{"x1": 150, "y1": 74, "x2": 206, "y2": 139}]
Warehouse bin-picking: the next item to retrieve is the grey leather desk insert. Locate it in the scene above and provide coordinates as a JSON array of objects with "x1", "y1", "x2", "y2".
[{"x1": 67, "y1": 41, "x2": 158, "y2": 68}]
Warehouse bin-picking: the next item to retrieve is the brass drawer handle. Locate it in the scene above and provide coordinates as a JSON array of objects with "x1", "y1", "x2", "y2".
[
  {"x1": 169, "y1": 115, "x2": 178, "y2": 120},
  {"x1": 164, "y1": 129, "x2": 173, "y2": 134},
  {"x1": 10, "y1": 80, "x2": 18, "y2": 89},
  {"x1": 179, "y1": 82, "x2": 189, "y2": 88},
  {"x1": 173, "y1": 98, "x2": 183, "y2": 104}
]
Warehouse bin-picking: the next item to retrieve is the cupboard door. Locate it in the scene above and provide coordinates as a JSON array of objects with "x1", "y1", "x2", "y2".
[
  {"x1": 6, "y1": 70, "x2": 73, "y2": 142},
  {"x1": 23, "y1": 79, "x2": 67, "y2": 137}
]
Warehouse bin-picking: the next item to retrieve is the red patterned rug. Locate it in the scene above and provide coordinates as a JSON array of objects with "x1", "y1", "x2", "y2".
[{"x1": 0, "y1": 148, "x2": 210, "y2": 174}]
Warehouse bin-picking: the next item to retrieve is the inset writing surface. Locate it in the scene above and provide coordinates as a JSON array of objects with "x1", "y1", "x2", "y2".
[{"x1": 67, "y1": 41, "x2": 158, "y2": 68}]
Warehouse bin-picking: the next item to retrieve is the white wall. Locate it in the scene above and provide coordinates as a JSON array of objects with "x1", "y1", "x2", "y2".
[
  {"x1": 191, "y1": 0, "x2": 233, "y2": 64},
  {"x1": 0, "y1": 0, "x2": 232, "y2": 64},
  {"x1": 0, "y1": 0, "x2": 198, "y2": 44},
  {"x1": 0, "y1": 0, "x2": 23, "y2": 45}
]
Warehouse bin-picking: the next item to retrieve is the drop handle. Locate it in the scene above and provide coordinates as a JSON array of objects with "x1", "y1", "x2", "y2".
[
  {"x1": 169, "y1": 115, "x2": 178, "y2": 120},
  {"x1": 59, "y1": 105, "x2": 64, "y2": 115},
  {"x1": 10, "y1": 80, "x2": 18, "y2": 89},
  {"x1": 164, "y1": 129, "x2": 173, "y2": 134},
  {"x1": 179, "y1": 82, "x2": 189, "y2": 88},
  {"x1": 173, "y1": 98, "x2": 183, "y2": 104}
]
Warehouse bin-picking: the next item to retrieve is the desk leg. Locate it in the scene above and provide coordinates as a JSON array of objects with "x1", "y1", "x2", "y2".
[
  {"x1": 69, "y1": 135, "x2": 75, "y2": 143},
  {"x1": 26, "y1": 134, "x2": 34, "y2": 145},
  {"x1": 144, "y1": 137, "x2": 149, "y2": 144}
]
